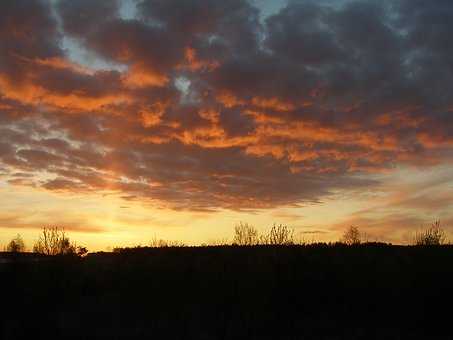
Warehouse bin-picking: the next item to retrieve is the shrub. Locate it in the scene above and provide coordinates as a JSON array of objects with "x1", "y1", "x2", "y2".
[
  {"x1": 149, "y1": 237, "x2": 186, "y2": 247},
  {"x1": 341, "y1": 226, "x2": 361, "y2": 245},
  {"x1": 233, "y1": 222, "x2": 259, "y2": 246},
  {"x1": 206, "y1": 238, "x2": 229, "y2": 246},
  {"x1": 262, "y1": 224, "x2": 294, "y2": 245},
  {"x1": 6, "y1": 234, "x2": 26, "y2": 253},
  {"x1": 414, "y1": 220, "x2": 447, "y2": 246},
  {"x1": 76, "y1": 246, "x2": 88, "y2": 257},
  {"x1": 33, "y1": 227, "x2": 77, "y2": 255}
]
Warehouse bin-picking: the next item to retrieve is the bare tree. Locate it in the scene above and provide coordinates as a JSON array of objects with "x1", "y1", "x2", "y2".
[
  {"x1": 33, "y1": 227, "x2": 76, "y2": 255},
  {"x1": 233, "y1": 222, "x2": 259, "y2": 246},
  {"x1": 263, "y1": 224, "x2": 294, "y2": 245},
  {"x1": 342, "y1": 226, "x2": 361, "y2": 245},
  {"x1": 414, "y1": 220, "x2": 447, "y2": 246},
  {"x1": 6, "y1": 234, "x2": 26, "y2": 253}
]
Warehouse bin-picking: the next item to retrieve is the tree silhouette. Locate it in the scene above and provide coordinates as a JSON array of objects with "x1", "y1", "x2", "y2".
[
  {"x1": 33, "y1": 227, "x2": 76, "y2": 255},
  {"x1": 262, "y1": 224, "x2": 294, "y2": 245},
  {"x1": 341, "y1": 226, "x2": 361, "y2": 245},
  {"x1": 233, "y1": 222, "x2": 259, "y2": 246},
  {"x1": 414, "y1": 220, "x2": 447, "y2": 246},
  {"x1": 6, "y1": 234, "x2": 25, "y2": 253}
]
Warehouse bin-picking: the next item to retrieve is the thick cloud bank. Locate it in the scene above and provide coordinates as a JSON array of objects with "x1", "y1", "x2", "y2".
[{"x1": 0, "y1": 0, "x2": 452, "y2": 210}]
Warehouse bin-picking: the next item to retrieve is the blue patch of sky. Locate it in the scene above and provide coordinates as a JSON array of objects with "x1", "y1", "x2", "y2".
[
  {"x1": 119, "y1": 0, "x2": 138, "y2": 20},
  {"x1": 251, "y1": 0, "x2": 288, "y2": 20}
]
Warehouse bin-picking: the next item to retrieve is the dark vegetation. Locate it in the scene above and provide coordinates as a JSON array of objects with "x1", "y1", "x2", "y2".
[
  {"x1": 1, "y1": 221, "x2": 452, "y2": 339},
  {"x1": 414, "y1": 220, "x2": 447, "y2": 246},
  {"x1": 32, "y1": 226, "x2": 88, "y2": 257},
  {"x1": 5, "y1": 234, "x2": 25, "y2": 253}
]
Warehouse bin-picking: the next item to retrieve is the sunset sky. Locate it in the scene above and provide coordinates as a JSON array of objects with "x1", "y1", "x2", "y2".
[{"x1": 1, "y1": 0, "x2": 453, "y2": 250}]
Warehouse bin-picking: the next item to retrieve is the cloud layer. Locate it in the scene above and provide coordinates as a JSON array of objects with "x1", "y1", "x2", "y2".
[{"x1": 1, "y1": 0, "x2": 453, "y2": 211}]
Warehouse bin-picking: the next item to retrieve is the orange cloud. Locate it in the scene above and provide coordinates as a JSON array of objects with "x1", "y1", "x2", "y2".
[
  {"x1": 0, "y1": 72, "x2": 131, "y2": 112},
  {"x1": 180, "y1": 47, "x2": 220, "y2": 72},
  {"x1": 122, "y1": 63, "x2": 169, "y2": 88},
  {"x1": 216, "y1": 91, "x2": 246, "y2": 108},
  {"x1": 251, "y1": 96, "x2": 297, "y2": 112}
]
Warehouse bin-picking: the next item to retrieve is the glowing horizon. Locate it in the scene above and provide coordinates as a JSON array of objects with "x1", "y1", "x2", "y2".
[{"x1": 1, "y1": 0, "x2": 453, "y2": 251}]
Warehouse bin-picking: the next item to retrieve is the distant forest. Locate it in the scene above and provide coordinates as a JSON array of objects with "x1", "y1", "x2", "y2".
[{"x1": 2, "y1": 220, "x2": 449, "y2": 255}]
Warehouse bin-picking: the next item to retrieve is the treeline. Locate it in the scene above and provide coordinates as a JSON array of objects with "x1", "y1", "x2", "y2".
[
  {"x1": 2, "y1": 219, "x2": 449, "y2": 255},
  {"x1": 113, "y1": 220, "x2": 449, "y2": 252},
  {"x1": 3, "y1": 227, "x2": 87, "y2": 257}
]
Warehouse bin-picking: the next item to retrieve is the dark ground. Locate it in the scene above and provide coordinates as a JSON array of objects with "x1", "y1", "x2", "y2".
[{"x1": 1, "y1": 244, "x2": 453, "y2": 339}]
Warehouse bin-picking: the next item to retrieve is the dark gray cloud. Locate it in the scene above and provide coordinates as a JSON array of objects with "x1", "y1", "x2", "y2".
[
  {"x1": 0, "y1": 0, "x2": 61, "y2": 84},
  {"x1": 56, "y1": 0, "x2": 120, "y2": 37}
]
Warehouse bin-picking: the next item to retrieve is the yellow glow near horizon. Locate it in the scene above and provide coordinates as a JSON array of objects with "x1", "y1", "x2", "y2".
[{"x1": 2, "y1": 165, "x2": 452, "y2": 251}]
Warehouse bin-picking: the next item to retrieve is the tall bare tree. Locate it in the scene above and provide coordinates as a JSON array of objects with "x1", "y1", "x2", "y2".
[
  {"x1": 233, "y1": 222, "x2": 259, "y2": 246},
  {"x1": 33, "y1": 227, "x2": 76, "y2": 255},
  {"x1": 262, "y1": 224, "x2": 294, "y2": 245},
  {"x1": 342, "y1": 226, "x2": 361, "y2": 245}
]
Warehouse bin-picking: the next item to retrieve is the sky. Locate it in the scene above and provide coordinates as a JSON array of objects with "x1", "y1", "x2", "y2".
[{"x1": 1, "y1": 0, "x2": 453, "y2": 250}]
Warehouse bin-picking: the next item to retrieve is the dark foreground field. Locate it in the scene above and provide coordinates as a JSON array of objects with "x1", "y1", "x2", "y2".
[{"x1": 1, "y1": 245, "x2": 453, "y2": 339}]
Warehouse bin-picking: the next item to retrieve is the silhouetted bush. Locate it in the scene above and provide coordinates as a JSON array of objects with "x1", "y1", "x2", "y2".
[
  {"x1": 414, "y1": 220, "x2": 447, "y2": 246},
  {"x1": 76, "y1": 246, "x2": 88, "y2": 257},
  {"x1": 233, "y1": 222, "x2": 259, "y2": 245},
  {"x1": 341, "y1": 225, "x2": 362, "y2": 245},
  {"x1": 6, "y1": 234, "x2": 25, "y2": 253},
  {"x1": 261, "y1": 223, "x2": 294, "y2": 245},
  {"x1": 33, "y1": 227, "x2": 77, "y2": 255},
  {"x1": 204, "y1": 238, "x2": 229, "y2": 246},
  {"x1": 149, "y1": 237, "x2": 186, "y2": 247}
]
